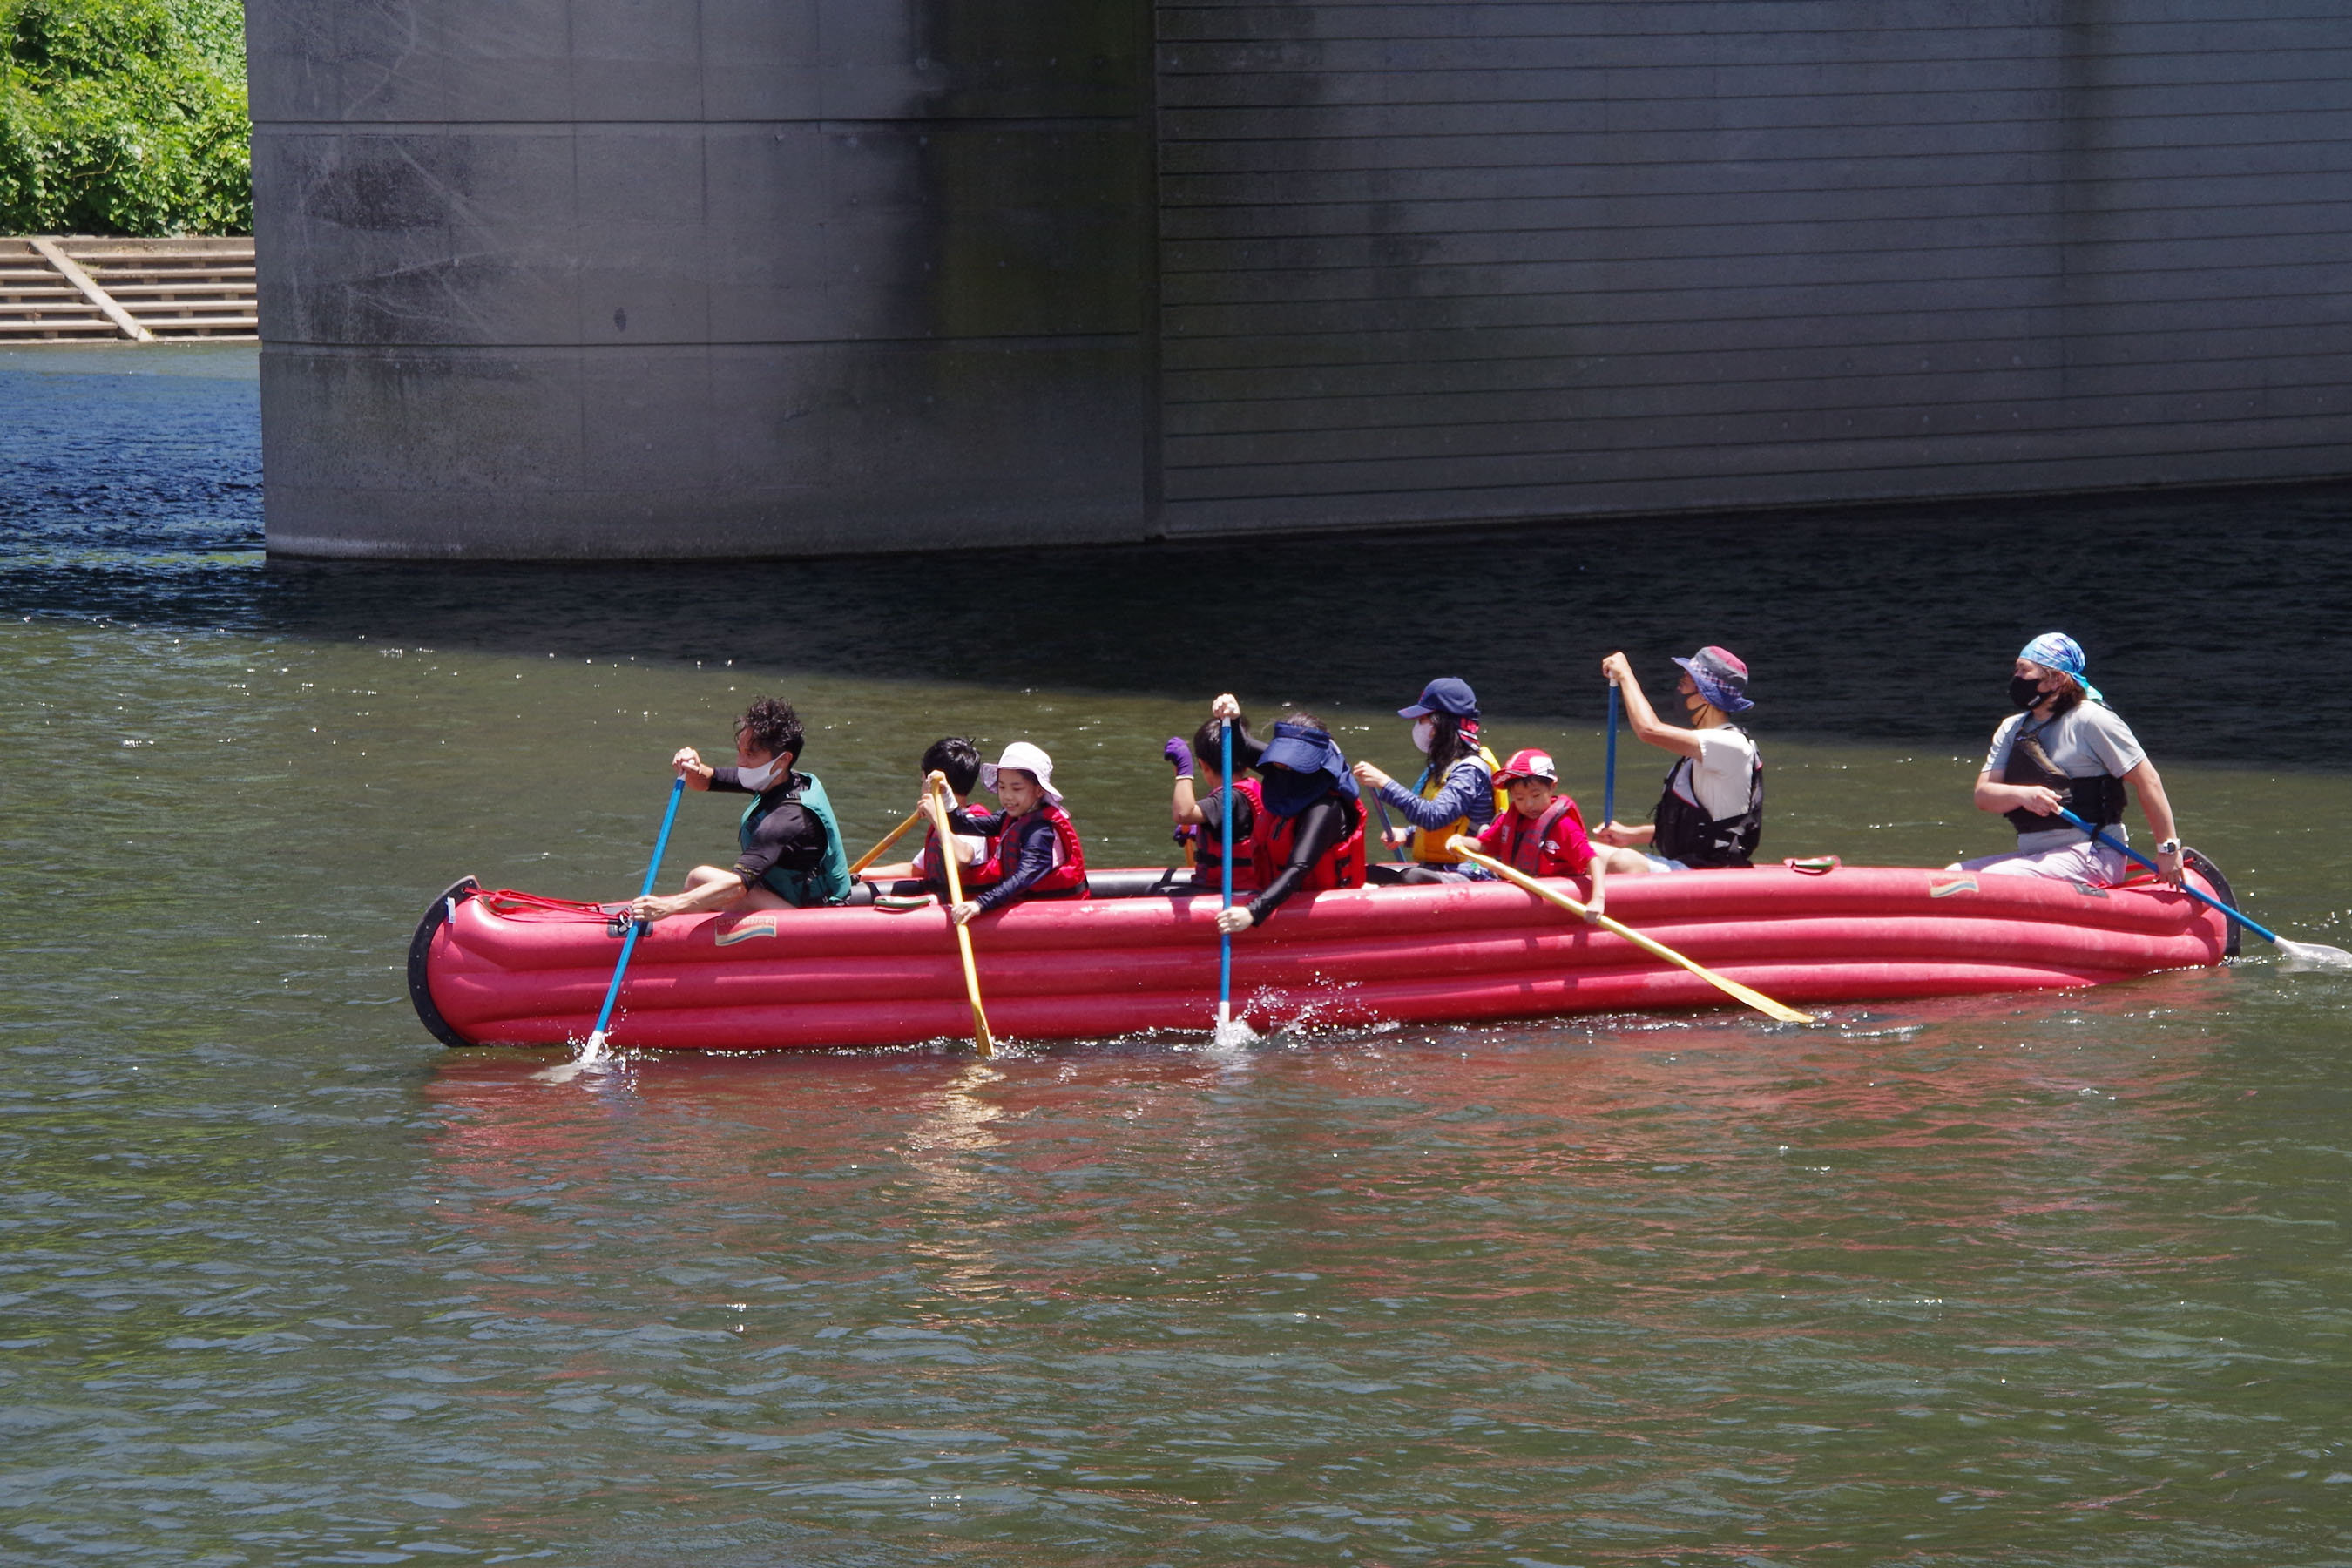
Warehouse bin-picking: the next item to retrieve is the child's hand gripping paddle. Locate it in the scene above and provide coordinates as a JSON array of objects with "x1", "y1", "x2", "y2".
[
  {"x1": 583, "y1": 774, "x2": 686, "y2": 1058},
  {"x1": 2055, "y1": 808, "x2": 2351, "y2": 969}
]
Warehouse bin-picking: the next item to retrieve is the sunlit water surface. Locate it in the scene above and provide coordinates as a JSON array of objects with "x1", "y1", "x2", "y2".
[{"x1": 4, "y1": 344, "x2": 2352, "y2": 1565}]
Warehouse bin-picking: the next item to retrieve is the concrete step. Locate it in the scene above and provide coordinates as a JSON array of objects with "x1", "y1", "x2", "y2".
[{"x1": 0, "y1": 234, "x2": 258, "y2": 341}]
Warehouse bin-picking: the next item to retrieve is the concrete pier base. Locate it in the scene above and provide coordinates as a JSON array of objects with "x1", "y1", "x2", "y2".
[
  {"x1": 249, "y1": 0, "x2": 1155, "y2": 558},
  {"x1": 252, "y1": 1, "x2": 2352, "y2": 559}
]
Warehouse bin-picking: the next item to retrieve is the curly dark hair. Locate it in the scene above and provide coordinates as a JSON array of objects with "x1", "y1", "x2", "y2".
[
  {"x1": 922, "y1": 735, "x2": 982, "y2": 794},
  {"x1": 734, "y1": 698, "x2": 805, "y2": 762}
]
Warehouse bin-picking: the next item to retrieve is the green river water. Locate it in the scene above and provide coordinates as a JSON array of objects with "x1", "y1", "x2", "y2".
[{"x1": 3, "y1": 344, "x2": 2352, "y2": 1565}]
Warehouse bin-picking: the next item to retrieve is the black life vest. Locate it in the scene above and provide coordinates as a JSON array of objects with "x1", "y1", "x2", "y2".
[
  {"x1": 1652, "y1": 727, "x2": 1762, "y2": 868},
  {"x1": 2000, "y1": 720, "x2": 2128, "y2": 836},
  {"x1": 1191, "y1": 777, "x2": 1264, "y2": 889}
]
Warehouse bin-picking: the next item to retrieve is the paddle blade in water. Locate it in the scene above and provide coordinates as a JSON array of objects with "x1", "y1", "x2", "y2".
[
  {"x1": 579, "y1": 1030, "x2": 610, "y2": 1062},
  {"x1": 1212, "y1": 1002, "x2": 1259, "y2": 1049},
  {"x1": 2276, "y1": 939, "x2": 2352, "y2": 971}
]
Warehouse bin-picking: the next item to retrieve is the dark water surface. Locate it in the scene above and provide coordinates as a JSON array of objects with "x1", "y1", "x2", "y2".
[{"x1": 5, "y1": 344, "x2": 2352, "y2": 1565}]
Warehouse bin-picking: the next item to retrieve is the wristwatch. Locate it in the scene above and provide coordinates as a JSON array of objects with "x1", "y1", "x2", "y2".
[{"x1": 2155, "y1": 837, "x2": 2183, "y2": 855}]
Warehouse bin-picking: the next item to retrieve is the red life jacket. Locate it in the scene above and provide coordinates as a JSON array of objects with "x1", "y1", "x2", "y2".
[
  {"x1": 977, "y1": 801, "x2": 1087, "y2": 894},
  {"x1": 1250, "y1": 794, "x2": 1366, "y2": 893},
  {"x1": 1193, "y1": 777, "x2": 1264, "y2": 888},
  {"x1": 1483, "y1": 796, "x2": 1589, "y2": 876},
  {"x1": 916, "y1": 817, "x2": 998, "y2": 889}
]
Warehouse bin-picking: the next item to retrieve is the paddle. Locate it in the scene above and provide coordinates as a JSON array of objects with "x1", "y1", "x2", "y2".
[
  {"x1": 848, "y1": 806, "x2": 925, "y2": 875},
  {"x1": 2054, "y1": 808, "x2": 2351, "y2": 967},
  {"x1": 1373, "y1": 797, "x2": 1407, "y2": 862},
  {"x1": 583, "y1": 774, "x2": 686, "y2": 1058},
  {"x1": 1603, "y1": 682, "x2": 1620, "y2": 830},
  {"x1": 1218, "y1": 717, "x2": 1236, "y2": 1035},
  {"x1": 1449, "y1": 837, "x2": 1815, "y2": 1024},
  {"x1": 927, "y1": 772, "x2": 997, "y2": 1057}
]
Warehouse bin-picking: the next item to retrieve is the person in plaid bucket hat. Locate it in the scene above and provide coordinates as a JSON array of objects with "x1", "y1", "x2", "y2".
[
  {"x1": 1951, "y1": 632, "x2": 2186, "y2": 888},
  {"x1": 1595, "y1": 645, "x2": 1766, "y2": 870}
]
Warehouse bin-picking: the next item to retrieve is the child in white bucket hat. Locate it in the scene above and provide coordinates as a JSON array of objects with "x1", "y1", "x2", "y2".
[{"x1": 943, "y1": 742, "x2": 1090, "y2": 923}]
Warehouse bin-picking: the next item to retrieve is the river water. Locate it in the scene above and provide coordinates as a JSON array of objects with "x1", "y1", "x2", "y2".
[{"x1": 5, "y1": 343, "x2": 2352, "y2": 1565}]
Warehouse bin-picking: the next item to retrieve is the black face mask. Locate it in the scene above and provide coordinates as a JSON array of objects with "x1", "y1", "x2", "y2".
[{"x1": 2009, "y1": 674, "x2": 2048, "y2": 710}]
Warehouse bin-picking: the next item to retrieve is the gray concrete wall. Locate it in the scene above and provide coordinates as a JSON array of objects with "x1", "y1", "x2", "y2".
[
  {"x1": 253, "y1": 0, "x2": 2352, "y2": 558},
  {"x1": 1155, "y1": 0, "x2": 2352, "y2": 535},
  {"x1": 250, "y1": 0, "x2": 1157, "y2": 557}
]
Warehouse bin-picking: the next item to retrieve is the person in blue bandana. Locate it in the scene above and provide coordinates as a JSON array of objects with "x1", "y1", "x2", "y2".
[
  {"x1": 1202, "y1": 694, "x2": 1369, "y2": 933},
  {"x1": 1956, "y1": 632, "x2": 2185, "y2": 887}
]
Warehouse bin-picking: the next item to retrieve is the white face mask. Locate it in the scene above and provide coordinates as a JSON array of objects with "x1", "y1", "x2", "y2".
[
  {"x1": 1411, "y1": 717, "x2": 1436, "y2": 754},
  {"x1": 736, "y1": 755, "x2": 784, "y2": 791}
]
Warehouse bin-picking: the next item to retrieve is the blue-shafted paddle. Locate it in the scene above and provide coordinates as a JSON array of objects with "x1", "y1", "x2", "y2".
[
  {"x1": 1603, "y1": 682, "x2": 1620, "y2": 830},
  {"x1": 585, "y1": 774, "x2": 686, "y2": 1054},
  {"x1": 1218, "y1": 718, "x2": 1235, "y2": 1032},
  {"x1": 2054, "y1": 807, "x2": 2348, "y2": 964}
]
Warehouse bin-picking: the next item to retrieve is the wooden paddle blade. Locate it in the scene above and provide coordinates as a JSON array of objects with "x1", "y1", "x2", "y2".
[
  {"x1": 929, "y1": 780, "x2": 995, "y2": 1057},
  {"x1": 1451, "y1": 841, "x2": 1814, "y2": 1025},
  {"x1": 848, "y1": 806, "x2": 926, "y2": 874}
]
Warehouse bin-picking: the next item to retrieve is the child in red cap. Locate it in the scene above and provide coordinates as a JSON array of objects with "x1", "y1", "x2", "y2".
[{"x1": 1475, "y1": 748, "x2": 1635, "y2": 919}]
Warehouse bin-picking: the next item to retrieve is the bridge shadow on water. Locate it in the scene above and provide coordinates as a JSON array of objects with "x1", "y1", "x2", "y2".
[{"x1": 3, "y1": 348, "x2": 2346, "y2": 767}]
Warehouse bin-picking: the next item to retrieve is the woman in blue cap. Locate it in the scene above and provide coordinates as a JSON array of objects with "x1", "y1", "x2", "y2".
[
  {"x1": 1956, "y1": 632, "x2": 2184, "y2": 886},
  {"x1": 1597, "y1": 647, "x2": 1764, "y2": 870},
  {"x1": 1203, "y1": 694, "x2": 1367, "y2": 933},
  {"x1": 1351, "y1": 677, "x2": 1505, "y2": 885}
]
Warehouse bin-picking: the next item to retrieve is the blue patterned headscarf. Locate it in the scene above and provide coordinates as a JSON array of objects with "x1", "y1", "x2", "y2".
[{"x1": 2017, "y1": 632, "x2": 2105, "y2": 705}]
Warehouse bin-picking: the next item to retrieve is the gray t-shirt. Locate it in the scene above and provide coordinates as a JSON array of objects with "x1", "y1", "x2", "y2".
[{"x1": 1983, "y1": 701, "x2": 2146, "y2": 851}]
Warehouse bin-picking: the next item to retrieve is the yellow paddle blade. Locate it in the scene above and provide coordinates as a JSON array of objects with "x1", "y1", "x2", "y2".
[
  {"x1": 1450, "y1": 841, "x2": 1814, "y2": 1025},
  {"x1": 929, "y1": 774, "x2": 994, "y2": 1058},
  {"x1": 848, "y1": 806, "x2": 927, "y2": 875}
]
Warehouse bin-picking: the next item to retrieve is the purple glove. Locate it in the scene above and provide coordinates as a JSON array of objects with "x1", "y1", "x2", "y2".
[{"x1": 1163, "y1": 736, "x2": 1194, "y2": 776}]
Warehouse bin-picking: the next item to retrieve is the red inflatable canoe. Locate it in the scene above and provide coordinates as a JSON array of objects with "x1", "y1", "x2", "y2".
[{"x1": 408, "y1": 862, "x2": 2238, "y2": 1051}]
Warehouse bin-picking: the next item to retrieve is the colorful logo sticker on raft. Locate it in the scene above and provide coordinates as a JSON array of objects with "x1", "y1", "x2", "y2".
[
  {"x1": 715, "y1": 916, "x2": 781, "y2": 946},
  {"x1": 1929, "y1": 876, "x2": 1978, "y2": 897}
]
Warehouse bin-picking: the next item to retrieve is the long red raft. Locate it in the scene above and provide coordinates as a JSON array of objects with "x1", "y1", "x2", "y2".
[{"x1": 409, "y1": 863, "x2": 2239, "y2": 1051}]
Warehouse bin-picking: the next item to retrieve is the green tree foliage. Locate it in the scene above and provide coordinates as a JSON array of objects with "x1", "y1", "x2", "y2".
[{"x1": 0, "y1": 0, "x2": 249, "y2": 235}]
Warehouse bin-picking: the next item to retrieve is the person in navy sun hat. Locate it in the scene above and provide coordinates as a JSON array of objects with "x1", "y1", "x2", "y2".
[
  {"x1": 1352, "y1": 676, "x2": 1505, "y2": 884},
  {"x1": 1595, "y1": 645, "x2": 1766, "y2": 870}
]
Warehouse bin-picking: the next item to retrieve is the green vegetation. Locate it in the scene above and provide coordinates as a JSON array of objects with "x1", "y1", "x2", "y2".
[{"x1": 0, "y1": 0, "x2": 249, "y2": 236}]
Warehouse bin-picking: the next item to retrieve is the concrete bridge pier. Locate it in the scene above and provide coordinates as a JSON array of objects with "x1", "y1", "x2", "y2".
[{"x1": 248, "y1": 0, "x2": 1156, "y2": 558}]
